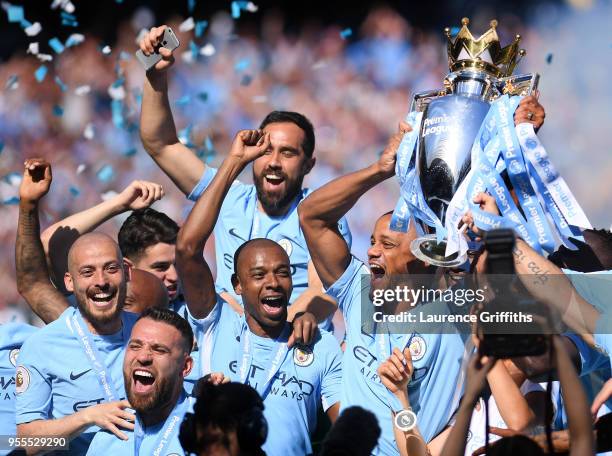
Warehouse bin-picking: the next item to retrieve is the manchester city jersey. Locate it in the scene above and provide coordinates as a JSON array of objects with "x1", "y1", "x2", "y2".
[
  {"x1": 326, "y1": 257, "x2": 468, "y2": 456},
  {"x1": 188, "y1": 167, "x2": 352, "y2": 320},
  {"x1": 86, "y1": 390, "x2": 192, "y2": 456},
  {"x1": 200, "y1": 296, "x2": 342, "y2": 456},
  {"x1": 0, "y1": 322, "x2": 37, "y2": 453},
  {"x1": 15, "y1": 307, "x2": 138, "y2": 455}
]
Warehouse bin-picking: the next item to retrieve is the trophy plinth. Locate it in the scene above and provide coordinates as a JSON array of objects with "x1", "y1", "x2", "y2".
[{"x1": 411, "y1": 235, "x2": 464, "y2": 268}]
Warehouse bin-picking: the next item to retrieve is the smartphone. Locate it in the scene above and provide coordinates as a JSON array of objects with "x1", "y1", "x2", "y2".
[{"x1": 135, "y1": 27, "x2": 180, "y2": 71}]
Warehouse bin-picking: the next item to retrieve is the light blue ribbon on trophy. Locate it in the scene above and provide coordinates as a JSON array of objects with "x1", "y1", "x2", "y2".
[
  {"x1": 515, "y1": 122, "x2": 591, "y2": 243},
  {"x1": 390, "y1": 111, "x2": 422, "y2": 233},
  {"x1": 65, "y1": 308, "x2": 124, "y2": 402}
]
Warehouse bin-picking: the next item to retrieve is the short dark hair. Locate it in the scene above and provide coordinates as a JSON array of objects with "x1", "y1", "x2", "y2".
[
  {"x1": 137, "y1": 307, "x2": 194, "y2": 353},
  {"x1": 259, "y1": 111, "x2": 315, "y2": 158},
  {"x1": 118, "y1": 208, "x2": 179, "y2": 260}
]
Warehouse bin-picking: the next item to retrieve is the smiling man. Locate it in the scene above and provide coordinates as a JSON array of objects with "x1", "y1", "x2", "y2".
[
  {"x1": 175, "y1": 129, "x2": 343, "y2": 456},
  {"x1": 86, "y1": 307, "x2": 194, "y2": 455},
  {"x1": 139, "y1": 25, "x2": 351, "y2": 330}
]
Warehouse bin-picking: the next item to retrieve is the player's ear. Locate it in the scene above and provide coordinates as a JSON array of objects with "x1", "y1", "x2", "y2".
[
  {"x1": 302, "y1": 156, "x2": 316, "y2": 176},
  {"x1": 64, "y1": 272, "x2": 74, "y2": 293},
  {"x1": 183, "y1": 355, "x2": 193, "y2": 378},
  {"x1": 231, "y1": 273, "x2": 242, "y2": 295},
  {"x1": 123, "y1": 259, "x2": 132, "y2": 283}
]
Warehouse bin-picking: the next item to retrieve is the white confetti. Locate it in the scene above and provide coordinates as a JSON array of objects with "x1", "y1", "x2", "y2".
[
  {"x1": 51, "y1": 0, "x2": 75, "y2": 14},
  {"x1": 245, "y1": 2, "x2": 258, "y2": 12},
  {"x1": 101, "y1": 190, "x2": 118, "y2": 201},
  {"x1": 65, "y1": 33, "x2": 84, "y2": 47},
  {"x1": 27, "y1": 42, "x2": 39, "y2": 55},
  {"x1": 107, "y1": 83, "x2": 125, "y2": 100},
  {"x1": 252, "y1": 95, "x2": 267, "y2": 103},
  {"x1": 312, "y1": 60, "x2": 327, "y2": 70},
  {"x1": 24, "y1": 22, "x2": 41, "y2": 37},
  {"x1": 101, "y1": 45, "x2": 111, "y2": 55},
  {"x1": 181, "y1": 51, "x2": 194, "y2": 63},
  {"x1": 200, "y1": 43, "x2": 215, "y2": 56},
  {"x1": 75, "y1": 85, "x2": 91, "y2": 96},
  {"x1": 36, "y1": 53, "x2": 53, "y2": 62},
  {"x1": 7, "y1": 174, "x2": 22, "y2": 187},
  {"x1": 76, "y1": 164, "x2": 86, "y2": 175},
  {"x1": 179, "y1": 17, "x2": 195, "y2": 32},
  {"x1": 83, "y1": 123, "x2": 94, "y2": 140}
]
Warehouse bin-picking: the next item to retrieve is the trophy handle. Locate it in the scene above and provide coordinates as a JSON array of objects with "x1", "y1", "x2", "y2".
[
  {"x1": 497, "y1": 72, "x2": 540, "y2": 96},
  {"x1": 410, "y1": 89, "x2": 447, "y2": 112}
]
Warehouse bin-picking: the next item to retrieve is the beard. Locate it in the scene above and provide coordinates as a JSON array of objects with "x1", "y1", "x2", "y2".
[
  {"x1": 74, "y1": 284, "x2": 125, "y2": 329},
  {"x1": 253, "y1": 168, "x2": 304, "y2": 214},
  {"x1": 126, "y1": 370, "x2": 173, "y2": 415}
]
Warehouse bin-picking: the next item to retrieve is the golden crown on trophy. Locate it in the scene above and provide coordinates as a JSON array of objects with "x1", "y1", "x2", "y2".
[{"x1": 445, "y1": 17, "x2": 526, "y2": 78}]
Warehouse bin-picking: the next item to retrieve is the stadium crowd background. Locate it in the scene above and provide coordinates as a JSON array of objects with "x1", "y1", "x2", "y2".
[{"x1": 0, "y1": 0, "x2": 610, "y2": 319}]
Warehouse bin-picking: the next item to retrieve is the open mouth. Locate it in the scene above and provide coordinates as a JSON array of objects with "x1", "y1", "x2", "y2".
[
  {"x1": 166, "y1": 284, "x2": 178, "y2": 299},
  {"x1": 88, "y1": 290, "x2": 116, "y2": 308},
  {"x1": 369, "y1": 263, "x2": 386, "y2": 282},
  {"x1": 132, "y1": 369, "x2": 156, "y2": 394},
  {"x1": 264, "y1": 174, "x2": 285, "y2": 190},
  {"x1": 261, "y1": 295, "x2": 286, "y2": 317}
]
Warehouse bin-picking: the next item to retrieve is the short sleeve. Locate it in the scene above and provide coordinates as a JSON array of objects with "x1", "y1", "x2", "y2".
[
  {"x1": 325, "y1": 256, "x2": 369, "y2": 319},
  {"x1": 187, "y1": 167, "x2": 218, "y2": 201},
  {"x1": 319, "y1": 334, "x2": 343, "y2": 411},
  {"x1": 15, "y1": 342, "x2": 53, "y2": 424},
  {"x1": 338, "y1": 216, "x2": 352, "y2": 250}
]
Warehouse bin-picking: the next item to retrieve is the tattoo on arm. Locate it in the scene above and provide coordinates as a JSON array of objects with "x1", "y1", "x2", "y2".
[{"x1": 16, "y1": 203, "x2": 68, "y2": 323}]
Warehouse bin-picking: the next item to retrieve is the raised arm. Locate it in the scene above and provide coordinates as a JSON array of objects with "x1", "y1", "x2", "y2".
[
  {"x1": 16, "y1": 159, "x2": 68, "y2": 323},
  {"x1": 176, "y1": 130, "x2": 270, "y2": 318},
  {"x1": 299, "y1": 122, "x2": 409, "y2": 288},
  {"x1": 40, "y1": 180, "x2": 163, "y2": 291},
  {"x1": 552, "y1": 335, "x2": 594, "y2": 455},
  {"x1": 139, "y1": 25, "x2": 206, "y2": 196}
]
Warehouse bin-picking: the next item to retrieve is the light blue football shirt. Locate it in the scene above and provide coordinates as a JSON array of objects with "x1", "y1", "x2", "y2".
[
  {"x1": 15, "y1": 307, "x2": 138, "y2": 455},
  {"x1": 0, "y1": 322, "x2": 37, "y2": 454},
  {"x1": 86, "y1": 390, "x2": 192, "y2": 456},
  {"x1": 200, "y1": 296, "x2": 343, "y2": 456},
  {"x1": 170, "y1": 297, "x2": 217, "y2": 394},
  {"x1": 326, "y1": 256, "x2": 468, "y2": 456},
  {"x1": 188, "y1": 167, "x2": 352, "y2": 329}
]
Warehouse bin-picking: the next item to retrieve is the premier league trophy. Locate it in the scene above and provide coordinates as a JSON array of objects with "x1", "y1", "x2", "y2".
[{"x1": 401, "y1": 18, "x2": 539, "y2": 267}]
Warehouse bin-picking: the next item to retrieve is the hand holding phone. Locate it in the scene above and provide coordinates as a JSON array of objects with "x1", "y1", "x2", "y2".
[{"x1": 136, "y1": 26, "x2": 180, "y2": 71}]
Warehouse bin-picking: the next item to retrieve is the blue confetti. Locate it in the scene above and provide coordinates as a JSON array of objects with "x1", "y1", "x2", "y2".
[
  {"x1": 20, "y1": 19, "x2": 31, "y2": 29},
  {"x1": 545, "y1": 53, "x2": 553, "y2": 64},
  {"x1": 205, "y1": 136, "x2": 214, "y2": 151},
  {"x1": 234, "y1": 58, "x2": 250, "y2": 72},
  {"x1": 60, "y1": 11, "x2": 78, "y2": 27},
  {"x1": 54, "y1": 76, "x2": 67, "y2": 92},
  {"x1": 197, "y1": 92, "x2": 208, "y2": 102},
  {"x1": 123, "y1": 148, "x2": 137, "y2": 157},
  {"x1": 195, "y1": 20, "x2": 208, "y2": 38},
  {"x1": 3, "y1": 196, "x2": 20, "y2": 205},
  {"x1": 240, "y1": 74, "x2": 253, "y2": 86},
  {"x1": 178, "y1": 125, "x2": 194, "y2": 147},
  {"x1": 6, "y1": 4, "x2": 24, "y2": 23},
  {"x1": 52, "y1": 105, "x2": 64, "y2": 116},
  {"x1": 111, "y1": 100, "x2": 125, "y2": 128},
  {"x1": 119, "y1": 51, "x2": 131, "y2": 60},
  {"x1": 69, "y1": 186, "x2": 80, "y2": 197},
  {"x1": 175, "y1": 95, "x2": 191, "y2": 107},
  {"x1": 189, "y1": 40, "x2": 200, "y2": 61},
  {"x1": 34, "y1": 65, "x2": 48, "y2": 83},
  {"x1": 340, "y1": 28, "x2": 352, "y2": 39},
  {"x1": 96, "y1": 165, "x2": 115, "y2": 183},
  {"x1": 65, "y1": 33, "x2": 84, "y2": 47},
  {"x1": 187, "y1": 0, "x2": 196, "y2": 12},
  {"x1": 450, "y1": 26, "x2": 461, "y2": 36},
  {"x1": 48, "y1": 37, "x2": 65, "y2": 54},
  {"x1": 0, "y1": 141, "x2": 3, "y2": 154},
  {"x1": 231, "y1": 1, "x2": 250, "y2": 19}
]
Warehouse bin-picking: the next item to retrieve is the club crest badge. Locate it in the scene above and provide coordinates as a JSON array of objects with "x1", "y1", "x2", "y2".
[
  {"x1": 9, "y1": 348, "x2": 19, "y2": 367},
  {"x1": 15, "y1": 365, "x2": 30, "y2": 394},
  {"x1": 278, "y1": 238, "x2": 293, "y2": 257},
  {"x1": 293, "y1": 345, "x2": 314, "y2": 367},
  {"x1": 409, "y1": 335, "x2": 426, "y2": 362}
]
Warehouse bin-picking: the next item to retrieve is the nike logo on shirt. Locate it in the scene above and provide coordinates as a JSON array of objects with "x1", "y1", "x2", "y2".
[
  {"x1": 228, "y1": 228, "x2": 247, "y2": 242},
  {"x1": 70, "y1": 368, "x2": 92, "y2": 380}
]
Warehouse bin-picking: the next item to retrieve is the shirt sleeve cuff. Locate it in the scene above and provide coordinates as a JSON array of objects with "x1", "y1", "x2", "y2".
[{"x1": 187, "y1": 167, "x2": 218, "y2": 201}]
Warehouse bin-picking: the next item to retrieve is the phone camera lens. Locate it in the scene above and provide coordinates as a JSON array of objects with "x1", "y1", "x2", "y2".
[{"x1": 163, "y1": 40, "x2": 167, "y2": 45}]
